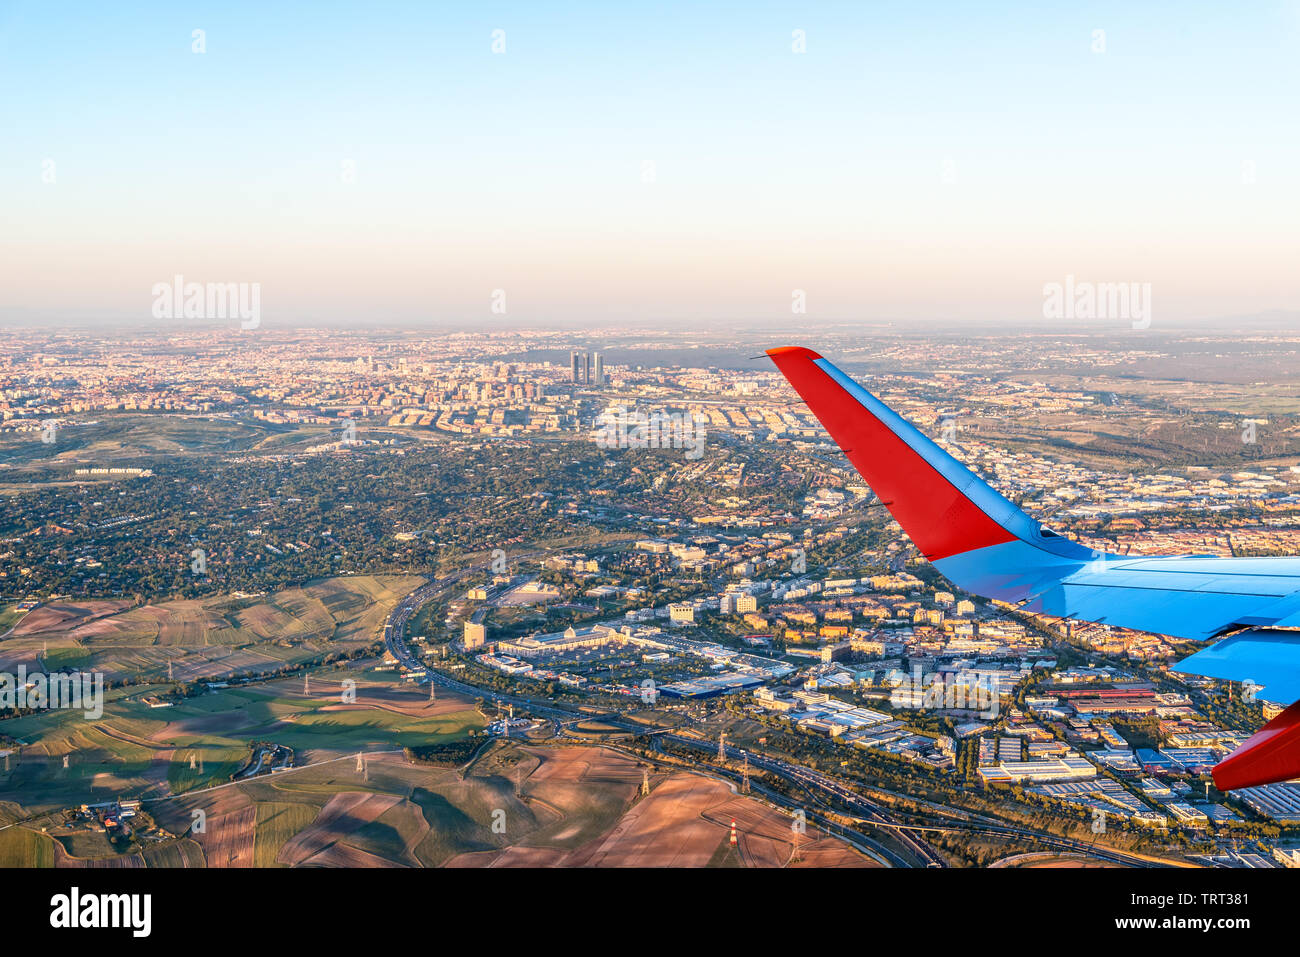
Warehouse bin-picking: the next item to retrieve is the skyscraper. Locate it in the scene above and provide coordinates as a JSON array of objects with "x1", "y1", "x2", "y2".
[
  {"x1": 592, "y1": 352, "x2": 604, "y2": 386},
  {"x1": 570, "y1": 350, "x2": 583, "y2": 383}
]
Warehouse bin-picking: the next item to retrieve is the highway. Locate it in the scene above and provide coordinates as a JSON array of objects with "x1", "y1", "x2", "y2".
[
  {"x1": 657, "y1": 731, "x2": 944, "y2": 867},
  {"x1": 844, "y1": 781, "x2": 1169, "y2": 867}
]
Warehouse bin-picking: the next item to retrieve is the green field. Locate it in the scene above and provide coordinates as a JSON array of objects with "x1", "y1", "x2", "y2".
[
  {"x1": 254, "y1": 801, "x2": 320, "y2": 867},
  {"x1": 0, "y1": 673, "x2": 484, "y2": 817},
  {"x1": 0, "y1": 826, "x2": 57, "y2": 867},
  {"x1": 0, "y1": 604, "x2": 27, "y2": 634},
  {"x1": 0, "y1": 572, "x2": 499, "y2": 860},
  {"x1": 166, "y1": 742, "x2": 252, "y2": 794}
]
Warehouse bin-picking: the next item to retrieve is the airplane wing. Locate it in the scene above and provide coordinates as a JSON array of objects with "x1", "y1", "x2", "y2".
[{"x1": 766, "y1": 346, "x2": 1300, "y2": 791}]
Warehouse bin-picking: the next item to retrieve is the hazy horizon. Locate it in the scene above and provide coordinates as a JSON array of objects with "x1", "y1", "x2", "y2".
[{"x1": 3, "y1": 0, "x2": 1299, "y2": 327}]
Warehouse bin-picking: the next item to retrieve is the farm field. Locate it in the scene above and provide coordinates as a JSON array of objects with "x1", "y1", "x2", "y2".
[
  {"x1": 444, "y1": 747, "x2": 877, "y2": 868},
  {"x1": 0, "y1": 742, "x2": 873, "y2": 868},
  {"x1": 0, "y1": 673, "x2": 484, "y2": 819},
  {"x1": 0, "y1": 575, "x2": 425, "y2": 683}
]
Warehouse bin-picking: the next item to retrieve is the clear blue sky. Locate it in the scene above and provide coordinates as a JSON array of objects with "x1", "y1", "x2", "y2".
[{"x1": 2, "y1": 0, "x2": 1298, "y2": 326}]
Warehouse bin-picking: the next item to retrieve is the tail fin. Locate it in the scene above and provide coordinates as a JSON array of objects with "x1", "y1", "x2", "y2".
[{"x1": 766, "y1": 347, "x2": 1045, "y2": 561}]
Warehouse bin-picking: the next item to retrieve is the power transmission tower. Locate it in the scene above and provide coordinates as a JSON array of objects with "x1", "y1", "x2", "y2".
[
  {"x1": 741, "y1": 753, "x2": 750, "y2": 794},
  {"x1": 717, "y1": 732, "x2": 726, "y2": 763},
  {"x1": 641, "y1": 767, "x2": 650, "y2": 798},
  {"x1": 304, "y1": 673, "x2": 310, "y2": 695}
]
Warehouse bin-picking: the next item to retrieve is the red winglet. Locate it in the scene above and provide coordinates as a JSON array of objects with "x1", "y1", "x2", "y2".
[
  {"x1": 1213, "y1": 699, "x2": 1300, "y2": 791},
  {"x1": 765, "y1": 347, "x2": 1016, "y2": 561}
]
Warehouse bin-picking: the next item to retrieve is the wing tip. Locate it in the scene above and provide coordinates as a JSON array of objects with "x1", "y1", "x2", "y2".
[
  {"x1": 766, "y1": 346, "x2": 823, "y2": 361},
  {"x1": 1212, "y1": 698, "x2": 1300, "y2": 791}
]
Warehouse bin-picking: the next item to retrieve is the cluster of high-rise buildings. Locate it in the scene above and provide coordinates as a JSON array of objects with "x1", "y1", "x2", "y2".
[{"x1": 570, "y1": 349, "x2": 604, "y2": 386}]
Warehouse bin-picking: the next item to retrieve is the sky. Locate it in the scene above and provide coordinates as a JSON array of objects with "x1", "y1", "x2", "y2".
[{"x1": 2, "y1": 0, "x2": 1299, "y2": 328}]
